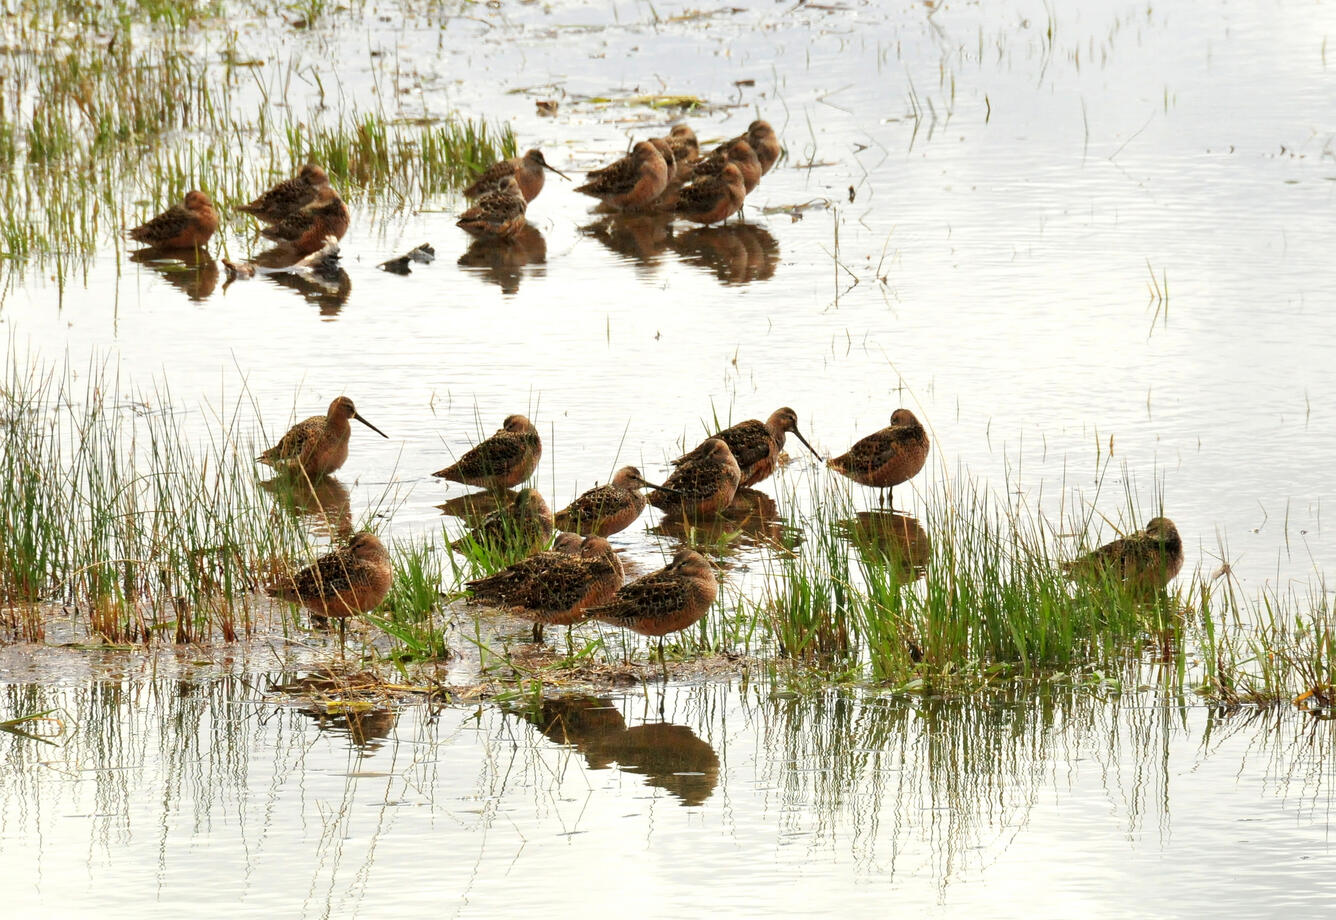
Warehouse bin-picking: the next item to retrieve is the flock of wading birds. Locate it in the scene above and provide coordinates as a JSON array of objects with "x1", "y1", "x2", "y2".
[
  {"x1": 256, "y1": 396, "x2": 1185, "y2": 669},
  {"x1": 124, "y1": 120, "x2": 780, "y2": 257}
]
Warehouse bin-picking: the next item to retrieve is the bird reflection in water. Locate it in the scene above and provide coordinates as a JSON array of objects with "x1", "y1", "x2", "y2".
[
  {"x1": 435, "y1": 486, "x2": 523, "y2": 522},
  {"x1": 670, "y1": 223, "x2": 779, "y2": 285},
  {"x1": 456, "y1": 226, "x2": 547, "y2": 294},
  {"x1": 579, "y1": 212, "x2": 675, "y2": 277},
  {"x1": 517, "y1": 696, "x2": 719, "y2": 806},
  {"x1": 246, "y1": 245, "x2": 352, "y2": 316},
  {"x1": 259, "y1": 471, "x2": 353, "y2": 538},
  {"x1": 128, "y1": 247, "x2": 219, "y2": 301},
  {"x1": 836, "y1": 511, "x2": 930, "y2": 583},
  {"x1": 299, "y1": 704, "x2": 399, "y2": 752},
  {"x1": 650, "y1": 486, "x2": 794, "y2": 554}
]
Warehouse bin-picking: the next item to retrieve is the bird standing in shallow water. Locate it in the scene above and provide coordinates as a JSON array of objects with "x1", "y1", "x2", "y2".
[
  {"x1": 464, "y1": 148, "x2": 569, "y2": 203},
  {"x1": 266, "y1": 531, "x2": 393, "y2": 647},
  {"x1": 258, "y1": 396, "x2": 388, "y2": 479},
  {"x1": 260, "y1": 185, "x2": 350, "y2": 254},
  {"x1": 1063, "y1": 517, "x2": 1184, "y2": 593},
  {"x1": 433, "y1": 414, "x2": 542, "y2": 491},
  {"x1": 689, "y1": 138, "x2": 762, "y2": 194},
  {"x1": 238, "y1": 163, "x2": 331, "y2": 223},
  {"x1": 128, "y1": 190, "x2": 218, "y2": 249},
  {"x1": 583, "y1": 549, "x2": 718, "y2": 679},
  {"x1": 467, "y1": 535, "x2": 625, "y2": 642},
  {"x1": 449, "y1": 487, "x2": 554, "y2": 558},
  {"x1": 672, "y1": 163, "x2": 747, "y2": 226},
  {"x1": 648, "y1": 438, "x2": 742, "y2": 517},
  {"x1": 553, "y1": 466, "x2": 673, "y2": 537},
  {"x1": 719, "y1": 120, "x2": 781, "y2": 175},
  {"x1": 576, "y1": 141, "x2": 670, "y2": 211},
  {"x1": 827, "y1": 408, "x2": 930, "y2": 506},
  {"x1": 674, "y1": 407, "x2": 820, "y2": 489},
  {"x1": 456, "y1": 176, "x2": 527, "y2": 240}
]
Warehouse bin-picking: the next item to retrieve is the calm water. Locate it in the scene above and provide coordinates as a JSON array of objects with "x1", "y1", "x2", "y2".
[{"x1": 3, "y1": 0, "x2": 1336, "y2": 912}]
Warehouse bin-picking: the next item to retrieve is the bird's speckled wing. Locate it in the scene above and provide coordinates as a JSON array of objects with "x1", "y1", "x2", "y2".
[
  {"x1": 260, "y1": 414, "x2": 323, "y2": 462},
  {"x1": 676, "y1": 420, "x2": 769, "y2": 470},
  {"x1": 453, "y1": 431, "x2": 533, "y2": 480},
  {"x1": 588, "y1": 569, "x2": 690, "y2": 622},
  {"x1": 130, "y1": 204, "x2": 191, "y2": 242}
]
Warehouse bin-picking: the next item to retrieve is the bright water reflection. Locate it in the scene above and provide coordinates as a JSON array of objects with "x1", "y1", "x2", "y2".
[{"x1": 1, "y1": 677, "x2": 1333, "y2": 917}]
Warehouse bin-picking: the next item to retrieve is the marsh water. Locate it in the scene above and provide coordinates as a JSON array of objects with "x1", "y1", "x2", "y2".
[{"x1": 3, "y1": 0, "x2": 1336, "y2": 914}]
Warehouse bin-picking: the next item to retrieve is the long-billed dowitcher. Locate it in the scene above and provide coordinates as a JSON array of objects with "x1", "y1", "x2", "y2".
[
  {"x1": 672, "y1": 162, "x2": 747, "y2": 226},
  {"x1": 266, "y1": 531, "x2": 393, "y2": 645},
  {"x1": 675, "y1": 407, "x2": 820, "y2": 489},
  {"x1": 467, "y1": 535, "x2": 624, "y2": 642},
  {"x1": 449, "y1": 487, "x2": 553, "y2": 557},
  {"x1": 553, "y1": 466, "x2": 674, "y2": 537},
  {"x1": 433, "y1": 414, "x2": 542, "y2": 490},
  {"x1": 648, "y1": 438, "x2": 742, "y2": 517},
  {"x1": 576, "y1": 141, "x2": 670, "y2": 211},
  {"x1": 238, "y1": 163, "x2": 330, "y2": 223},
  {"x1": 689, "y1": 138, "x2": 762, "y2": 194},
  {"x1": 260, "y1": 185, "x2": 350, "y2": 254},
  {"x1": 128, "y1": 190, "x2": 218, "y2": 249},
  {"x1": 1063, "y1": 517, "x2": 1184, "y2": 592},
  {"x1": 719, "y1": 120, "x2": 781, "y2": 175},
  {"x1": 583, "y1": 548, "x2": 718, "y2": 678},
  {"x1": 828, "y1": 408, "x2": 930, "y2": 504},
  {"x1": 464, "y1": 148, "x2": 569, "y2": 203},
  {"x1": 664, "y1": 124, "x2": 700, "y2": 166},
  {"x1": 456, "y1": 175, "x2": 527, "y2": 240},
  {"x1": 258, "y1": 396, "x2": 388, "y2": 479}
]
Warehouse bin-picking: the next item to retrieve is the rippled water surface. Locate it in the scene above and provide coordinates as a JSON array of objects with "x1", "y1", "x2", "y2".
[{"x1": 3, "y1": 0, "x2": 1336, "y2": 913}]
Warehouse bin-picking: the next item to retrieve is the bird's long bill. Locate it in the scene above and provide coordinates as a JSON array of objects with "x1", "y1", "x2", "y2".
[
  {"x1": 637, "y1": 475, "x2": 684, "y2": 496},
  {"x1": 354, "y1": 413, "x2": 389, "y2": 439},
  {"x1": 543, "y1": 162, "x2": 572, "y2": 180},
  {"x1": 791, "y1": 428, "x2": 822, "y2": 460}
]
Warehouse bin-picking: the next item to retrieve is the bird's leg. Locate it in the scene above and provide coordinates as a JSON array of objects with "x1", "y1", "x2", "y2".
[
  {"x1": 658, "y1": 637, "x2": 668, "y2": 683},
  {"x1": 532, "y1": 622, "x2": 543, "y2": 644}
]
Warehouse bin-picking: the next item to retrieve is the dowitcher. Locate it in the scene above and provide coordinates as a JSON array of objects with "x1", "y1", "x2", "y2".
[
  {"x1": 128, "y1": 190, "x2": 218, "y2": 249},
  {"x1": 456, "y1": 176, "x2": 527, "y2": 240},
  {"x1": 719, "y1": 120, "x2": 781, "y2": 175},
  {"x1": 432, "y1": 414, "x2": 542, "y2": 490},
  {"x1": 674, "y1": 407, "x2": 820, "y2": 489},
  {"x1": 689, "y1": 138, "x2": 762, "y2": 194},
  {"x1": 672, "y1": 162, "x2": 747, "y2": 226},
  {"x1": 449, "y1": 487, "x2": 553, "y2": 558},
  {"x1": 648, "y1": 437, "x2": 742, "y2": 517},
  {"x1": 828, "y1": 408, "x2": 930, "y2": 504},
  {"x1": 1063, "y1": 516, "x2": 1184, "y2": 592},
  {"x1": 648, "y1": 137, "x2": 679, "y2": 184},
  {"x1": 464, "y1": 148, "x2": 569, "y2": 203},
  {"x1": 553, "y1": 465, "x2": 673, "y2": 537},
  {"x1": 260, "y1": 185, "x2": 350, "y2": 254},
  {"x1": 583, "y1": 548, "x2": 718, "y2": 678},
  {"x1": 576, "y1": 141, "x2": 670, "y2": 211},
  {"x1": 467, "y1": 535, "x2": 624, "y2": 642},
  {"x1": 258, "y1": 396, "x2": 388, "y2": 479},
  {"x1": 266, "y1": 531, "x2": 393, "y2": 645},
  {"x1": 238, "y1": 163, "x2": 330, "y2": 223},
  {"x1": 665, "y1": 124, "x2": 700, "y2": 166}
]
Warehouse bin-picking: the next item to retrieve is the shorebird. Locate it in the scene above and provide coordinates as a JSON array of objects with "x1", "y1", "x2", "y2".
[
  {"x1": 449, "y1": 487, "x2": 553, "y2": 558},
  {"x1": 671, "y1": 163, "x2": 747, "y2": 226},
  {"x1": 719, "y1": 120, "x2": 781, "y2": 175},
  {"x1": 266, "y1": 531, "x2": 393, "y2": 646},
  {"x1": 688, "y1": 138, "x2": 762, "y2": 194},
  {"x1": 583, "y1": 548, "x2": 718, "y2": 678},
  {"x1": 1063, "y1": 517, "x2": 1184, "y2": 592},
  {"x1": 238, "y1": 163, "x2": 331, "y2": 223},
  {"x1": 554, "y1": 466, "x2": 674, "y2": 537},
  {"x1": 432, "y1": 414, "x2": 542, "y2": 491},
  {"x1": 456, "y1": 176, "x2": 527, "y2": 239},
  {"x1": 828, "y1": 409, "x2": 930, "y2": 505},
  {"x1": 467, "y1": 535, "x2": 624, "y2": 642},
  {"x1": 648, "y1": 438, "x2": 742, "y2": 517},
  {"x1": 664, "y1": 124, "x2": 700, "y2": 166},
  {"x1": 127, "y1": 190, "x2": 218, "y2": 249},
  {"x1": 260, "y1": 185, "x2": 350, "y2": 254},
  {"x1": 576, "y1": 141, "x2": 670, "y2": 211},
  {"x1": 464, "y1": 148, "x2": 569, "y2": 203},
  {"x1": 258, "y1": 396, "x2": 388, "y2": 479},
  {"x1": 674, "y1": 407, "x2": 820, "y2": 488}
]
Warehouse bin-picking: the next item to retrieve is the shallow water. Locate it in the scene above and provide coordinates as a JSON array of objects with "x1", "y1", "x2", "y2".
[
  {"x1": 2, "y1": 672, "x2": 1334, "y2": 918},
  {"x1": 3, "y1": 0, "x2": 1336, "y2": 911}
]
